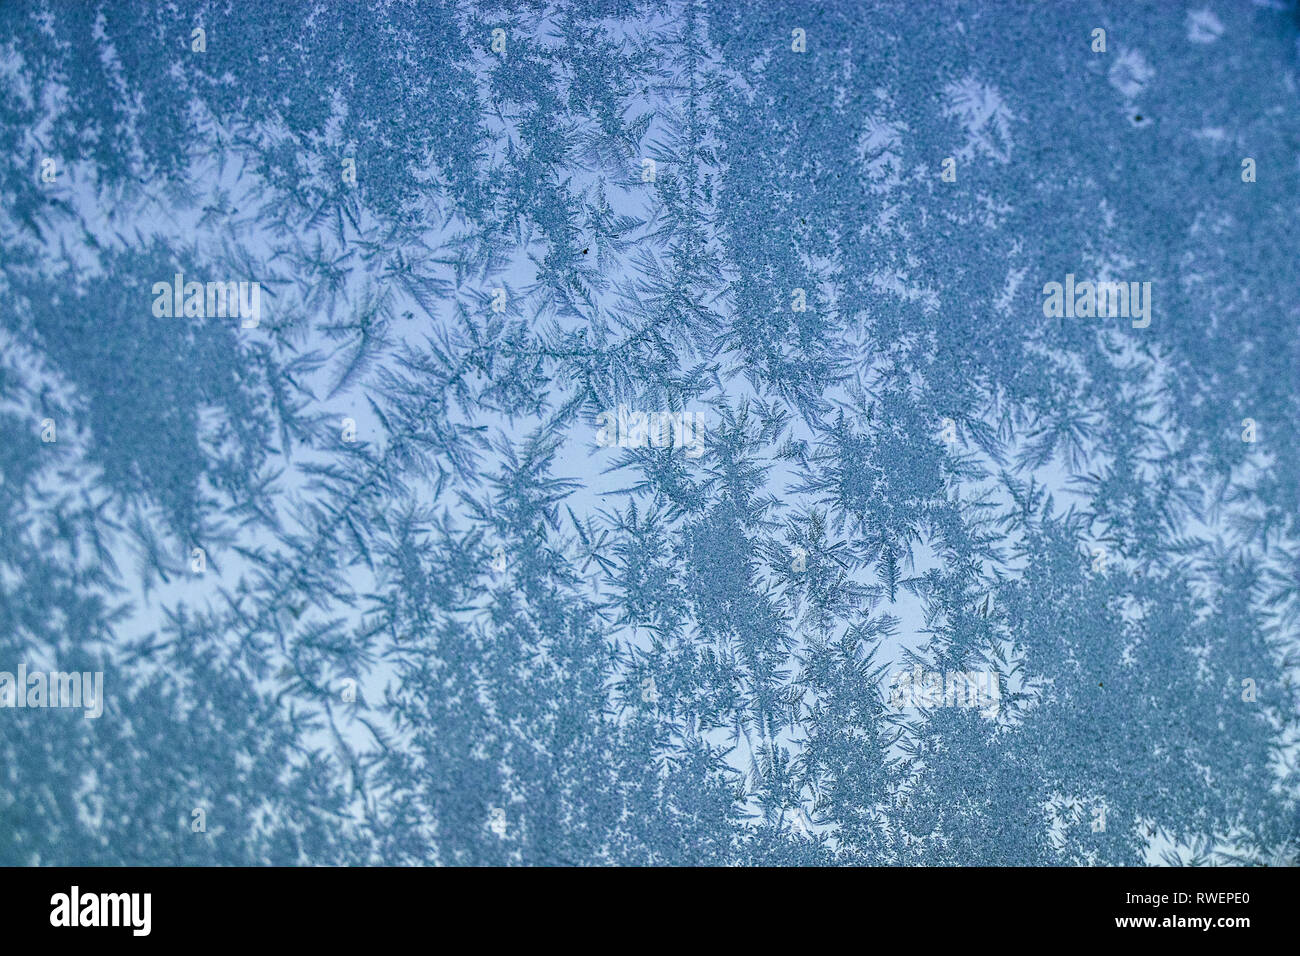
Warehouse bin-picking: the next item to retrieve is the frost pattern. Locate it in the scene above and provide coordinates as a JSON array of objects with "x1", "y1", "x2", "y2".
[{"x1": 0, "y1": 0, "x2": 1296, "y2": 866}]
